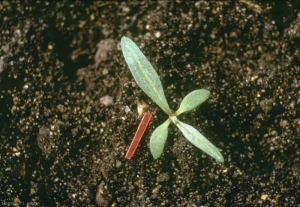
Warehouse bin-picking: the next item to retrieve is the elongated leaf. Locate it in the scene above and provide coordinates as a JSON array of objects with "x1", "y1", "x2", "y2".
[
  {"x1": 175, "y1": 89, "x2": 210, "y2": 116},
  {"x1": 150, "y1": 119, "x2": 171, "y2": 159},
  {"x1": 121, "y1": 36, "x2": 172, "y2": 115},
  {"x1": 174, "y1": 119, "x2": 224, "y2": 162}
]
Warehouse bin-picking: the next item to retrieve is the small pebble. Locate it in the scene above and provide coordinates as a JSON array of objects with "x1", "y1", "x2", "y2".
[
  {"x1": 116, "y1": 160, "x2": 122, "y2": 168},
  {"x1": 100, "y1": 95, "x2": 113, "y2": 106}
]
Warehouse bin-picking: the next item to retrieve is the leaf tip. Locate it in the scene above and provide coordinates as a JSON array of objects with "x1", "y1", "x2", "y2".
[
  {"x1": 121, "y1": 36, "x2": 129, "y2": 48},
  {"x1": 216, "y1": 154, "x2": 224, "y2": 163},
  {"x1": 151, "y1": 152, "x2": 161, "y2": 159},
  {"x1": 150, "y1": 144, "x2": 163, "y2": 159}
]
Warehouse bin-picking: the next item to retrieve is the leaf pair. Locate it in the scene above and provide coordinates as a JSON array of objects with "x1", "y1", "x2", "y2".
[
  {"x1": 150, "y1": 90, "x2": 223, "y2": 162},
  {"x1": 121, "y1": 36, "x2": 224, "y2": 162}
]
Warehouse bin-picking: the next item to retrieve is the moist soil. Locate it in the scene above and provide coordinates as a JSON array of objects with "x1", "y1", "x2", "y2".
[{"x1": 0, "y1": 1, "x2": 299, "y2": 206}]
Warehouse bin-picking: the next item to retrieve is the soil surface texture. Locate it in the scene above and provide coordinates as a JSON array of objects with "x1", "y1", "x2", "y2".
[{"x1": 0, "y1": 1, "x2": 299, "y2": 206}]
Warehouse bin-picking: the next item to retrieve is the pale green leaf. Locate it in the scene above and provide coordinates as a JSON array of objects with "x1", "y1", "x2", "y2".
[
  {"x1": 174, "y1": 119, "x2": 224, "y2": 162},
  {"x1": 121, "y1": 36, "x2": 172, "y2": 115},
  {"x1": 175, "y1": 89, "x2": 210, "y2": 116},
  {"x1": 150, "y1": 119, "x2": 171, "y2": 159}
]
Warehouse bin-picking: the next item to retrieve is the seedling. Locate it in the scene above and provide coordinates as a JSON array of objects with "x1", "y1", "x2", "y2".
[{"x1": 121, "y1": 36, "x2": 224, "y2": 162}]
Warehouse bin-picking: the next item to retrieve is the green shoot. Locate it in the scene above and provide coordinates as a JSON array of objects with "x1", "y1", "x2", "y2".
[{"x1": 121, "y1": 36, "x2": 224, "y2": 162}]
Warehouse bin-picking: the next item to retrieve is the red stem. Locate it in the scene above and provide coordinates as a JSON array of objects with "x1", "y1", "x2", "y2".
[{"x1": 125, "y1": 112, "x2": 152, "y2": 160}]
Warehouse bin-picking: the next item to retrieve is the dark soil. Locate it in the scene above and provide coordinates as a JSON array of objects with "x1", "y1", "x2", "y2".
[{"x1": 0, "y1": 1, "x2": 299, "y2": 206}]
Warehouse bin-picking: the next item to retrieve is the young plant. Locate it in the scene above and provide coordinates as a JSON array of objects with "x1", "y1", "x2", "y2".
[{"x1": 121, "y1": 36, "x2": 224, "y2": 162}]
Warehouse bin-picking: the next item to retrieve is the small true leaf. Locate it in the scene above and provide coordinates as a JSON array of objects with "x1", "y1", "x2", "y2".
[
  {"x1": 175, "y1": 89, "x2": 210, "y2": 116},
  {"x1": 174, "y1": 119, "x2": 224, "y2": 162},
  {"x1": 121, "y1": 36, "x2": 172, "y2": 115},
  {"x1": 150, "y1": 119, "x2": 171, "y2": 159}
]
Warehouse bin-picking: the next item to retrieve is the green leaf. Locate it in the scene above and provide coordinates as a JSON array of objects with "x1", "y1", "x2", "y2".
[
  {"x1": 174, "y1": 119, "x2": 224, "y2": 162},
  {"x1": 175, "y1": 89, "x2": 210, "y2": 116},
  {"x1": 121, "y1": 36, "x2": 172, "y2": 115},
  {"x1": 150, "y1": 119, "x2": 171, "y2": 159}
]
